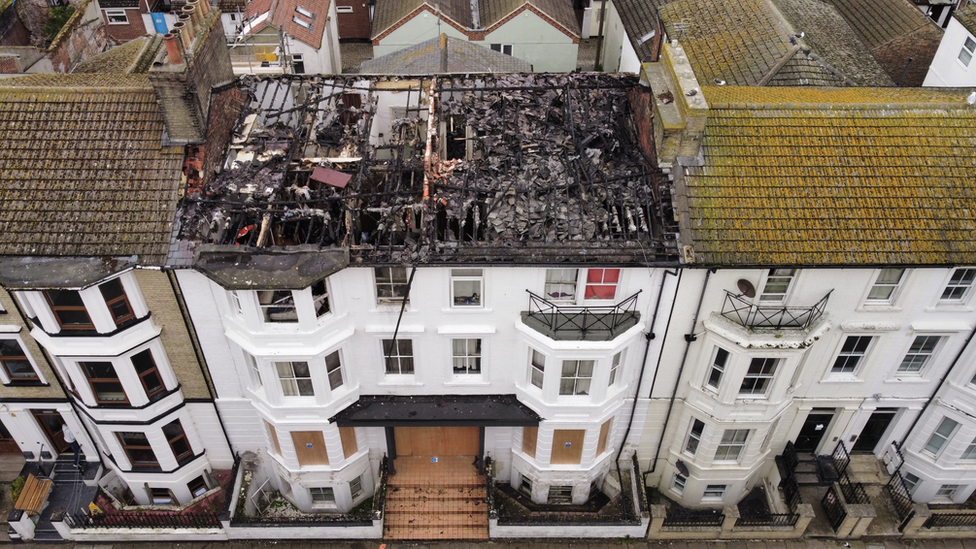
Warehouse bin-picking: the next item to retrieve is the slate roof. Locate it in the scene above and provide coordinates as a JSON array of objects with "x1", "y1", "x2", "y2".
[
  {"x1": 372, "y1": 0, "x2": 578, "y2": 40},
  {"x1": 360, "y1": 33, "x2": 533, "y2": 73},
  {"x1": 610, "y1": 0, "x2": 667, "y2": 63},
  {"x1": 480, "y1": 0, "x2": 579, "y2": 36},
  {"x1": 73, "y1": 36, "x2": 159, "y2": 75},
  {"x1": 659, "y1": 0, "x2": 891, "y2": 87},
  {"x1": 822, "y1": 0, "x2": 938, "y2": 50},
  {"x1": 372, "y1": 0, "x2": 473, "y2": 39},
  {"x1": 0, "y1": 75, "x2": 184, "y2": 266},
  {"x1": 677, "y1": 86, "x2": 976, "y2": 267},
  {"x1": 955, "y1": 4, "x2": 976, "y2": 36}
]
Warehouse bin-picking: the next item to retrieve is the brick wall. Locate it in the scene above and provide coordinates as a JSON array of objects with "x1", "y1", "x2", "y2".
[
  {"x1": 201, "y1": 84, "x2": 247, "y2": 190},
  {"x1": 101, "y1": 9, "x2": 148, "y2": 43},
  {"x1": 47, "y1": 0, "x2": 112, "y2": 73},
  {"x1": 0, "y1": 289, "x2": 67, "y2": 400},
  {"x1": 132, "y1": 270, "x2": 213, "y2": 400},
  {"x1": 873, "y1": 26, "x2": 943, "y2": 87},
  {"x1": 335, "y1": 0, "x2": 370, "y2": 40}
]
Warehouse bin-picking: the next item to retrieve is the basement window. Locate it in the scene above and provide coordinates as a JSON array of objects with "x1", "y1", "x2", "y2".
[
  {"x1": 105, "y1": 9, "x2": 128, "y2": 24},
  {"x1": 548, "y1": 486, "x2": 573, "y2": 504}
]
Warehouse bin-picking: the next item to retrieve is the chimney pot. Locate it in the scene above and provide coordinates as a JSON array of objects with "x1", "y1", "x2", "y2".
[
  {"x1": 163, "y1": 33, "x2": 182, "y2": 64},
  {"x1": 184, "y1": 4, "x2": 203, "y2": 30},
  {"x1": 172, "y1": 21, "x2": 192, "y2": 51},
  {"x1": 177, "y1": 13, "x2": 195, "y2": 42}
]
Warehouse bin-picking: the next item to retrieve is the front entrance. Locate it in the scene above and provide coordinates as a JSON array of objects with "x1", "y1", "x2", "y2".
[
  {"x1": 794, "y1": 410, "x2": 834, "y2": 454},
  {"x1": 852, "y1": 409, "x2": 897, "y2": 453},
  {"x1": 0, "y1": 419, "x2": 20, "y2": 455},
  {"x1": 393, "y1": 426, "x2": 480, "y2": 457},
  {"x1": 31, "y1": 410, "x2": 69, "y2": 456}
]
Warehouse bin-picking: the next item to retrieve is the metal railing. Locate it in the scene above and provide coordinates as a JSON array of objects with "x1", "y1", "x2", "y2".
[
  {"x1": 924, "y1": 512, "x2": 976, "y2": 528},
  {"x1": 832, "y1": 442, "x2": 870, "y2": 505},
  {"x1": 734, "y1": 513, "x2": 799, "y2": 528},
  {"x1": 662, "y1": 511, "x2": 724, "y2": 528},
  {"x1": 782, "y1": 441, "x2": 799, "y2": 474},
  {"x1": 372, "y1": 456, "x2": 389, "y2": 520},
  {"x1": 524, "y1": 290, "x2": 641, "y2": 339},
  {"x1": 821, "y1": 485, "x2": 846, "y2": 532},
  {"x1": 485, "y1": 456, "x2": 497, "y2": 520},
  {"x1": 780, "y1": 475, "x2": 801, "y2": 514},
  {"x1": 721, "y1": 290, "x2": 830, "y2": 330},
  {"x1": 884, "y1": 470, "x2": 916, "y2": 527},
  {"x1": 64, "y1": 511, "x2": 222, "y2": 529}
]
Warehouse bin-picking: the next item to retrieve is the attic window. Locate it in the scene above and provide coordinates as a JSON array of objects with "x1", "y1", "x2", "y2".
[
  {"x1": 295, "y1": 6, "x2": 313, "y2": 18},
  {"x1": 959, "y1": 37, "x2": 975, "y2": 67},
  {"x1": 292, "y1": 16, "x2": 313, "y2": 30}
]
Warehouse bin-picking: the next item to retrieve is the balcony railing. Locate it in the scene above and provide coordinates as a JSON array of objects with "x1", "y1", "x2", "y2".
[
  {"x1": 64, "y1": 511, "x2": 221, "y2": 529},
  {"x1": 522, "y1": 290, "x2": 641, "y2": 341},
  {"x1": 721, "y1": 290, "x2": 831, "y2": 330}
]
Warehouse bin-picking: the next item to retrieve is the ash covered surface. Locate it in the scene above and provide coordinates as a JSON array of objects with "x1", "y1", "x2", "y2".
[{"x1": 176, "y1": 73, "x2": 679, "y2": 266}]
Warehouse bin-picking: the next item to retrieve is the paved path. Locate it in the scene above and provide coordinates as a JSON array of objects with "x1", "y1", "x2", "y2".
[{"x1": 23, "y1": 540, "x2": 976, "y2": 549}]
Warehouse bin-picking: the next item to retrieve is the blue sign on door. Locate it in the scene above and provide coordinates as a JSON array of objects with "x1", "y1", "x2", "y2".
[{"x1": 151, "y1": 13, "x2": 168, "y2": 34}]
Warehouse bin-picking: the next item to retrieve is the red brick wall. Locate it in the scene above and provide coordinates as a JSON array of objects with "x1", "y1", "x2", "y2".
[
  {"x1": 102, "y1": 8, "x2": 148, "y2": 42},
  {"x1": 872, "y1": 26, "x2": 943, "y2": 87},
  {"x1": 336, "y1": 0, "x2": 370, "y2": 40}
]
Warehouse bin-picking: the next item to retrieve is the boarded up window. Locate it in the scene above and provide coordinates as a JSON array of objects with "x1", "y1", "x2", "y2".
[
  {"x1": 522, "y1": 426, "x2": 538, "y2": 458},
  {"x1": 597, "y1": 419, "x2": 612, "y2": 456},
  {"x1": 551, "y1": 429, "x2": 585, "y2": 465},
  {"x1": 340, "y1": 427, "x2": 358, "y2": 458},
  {"x1": 266, "y1": 422, "x2": 282, "y2": 455},
  {"x1": 292, "y1": 431, "x2": 329, "y2": 466}
]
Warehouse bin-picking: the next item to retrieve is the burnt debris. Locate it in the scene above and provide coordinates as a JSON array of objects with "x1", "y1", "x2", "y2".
[{"x1": 176, "y1": 73, "x2": 679, "y2": 265}]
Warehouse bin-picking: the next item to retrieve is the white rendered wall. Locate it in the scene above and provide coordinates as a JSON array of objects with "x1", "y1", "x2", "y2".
[{"x1": 924, "y1": 17, "x2": 976, "y2": 86}]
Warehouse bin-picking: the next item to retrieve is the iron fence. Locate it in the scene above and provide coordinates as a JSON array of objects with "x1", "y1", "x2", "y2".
[
  {"x1": 372, "y1": 456, "x2": 389, "y2": 520},
  {"x1": 884, "y1": 470, "x2": 916, "y2": 525},
  {"x1": 821, "y1": 485, "x2": 846, "y2": 532},
  {"x1": 923, "y1": 512, "x2": 976, "y2": 528},
  {"x1": 525, "y1": 290, "x2": 641, "y2": 338},
  {"x1": 734, "y1": 513, "x2": 799, "y2": 528},
  {"x1": 782, "y1": 441, "x2": 799, "y2": 475},
  {"x1": 832, "y1": 441, "x2": 851, "y2": 476},
  {"x1": 780, "y1": 475, "x2": 801, "y2": 514},
  {"x1": 662, "y1": 511, "x2": 724, "y2": 528},
  {"x1": 64, "y1": 512, "x2": 222, "y2": 529},
  {"x1": 831, "y1": 441, "x2": 870, "y2": 505},
  {"x1": 720, "y1": 291, "x2": 830, "y2": 330}
]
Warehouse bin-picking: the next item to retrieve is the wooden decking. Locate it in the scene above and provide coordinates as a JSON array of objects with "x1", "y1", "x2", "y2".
[{"x1": 383, "y1": 456, "x2": 488, "y2": 540}]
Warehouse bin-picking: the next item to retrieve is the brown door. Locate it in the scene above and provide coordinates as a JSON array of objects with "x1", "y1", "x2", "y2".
[
  {"x1": 32, "y1": 410, "x2": 69, "y2": 454},
  {"x1": 0, "y1": 419, "x2": 20, "y2": 455},
  {"x1": 394, "y1": 427, "x2": 480, "y2": 456}
]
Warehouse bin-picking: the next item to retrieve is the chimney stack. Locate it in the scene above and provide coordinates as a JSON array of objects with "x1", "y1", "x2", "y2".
[{"x1": 163, "y1": 33, "x2": 182, "y2": 64}]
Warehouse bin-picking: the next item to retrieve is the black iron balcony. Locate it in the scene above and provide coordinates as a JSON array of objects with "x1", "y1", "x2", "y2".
[
  {"x1": 521, "y1": 290, "x2": 641, "y2": 341},
  {"x1": 721, "y1": 290, "x2": 831, "y2": 330}
]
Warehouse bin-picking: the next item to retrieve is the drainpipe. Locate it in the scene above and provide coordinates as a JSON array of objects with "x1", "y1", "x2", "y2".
[
  {"x1": 898, "y1": 322, "x2": 976, "y2": 449},
  {"x1": 645, "y1": 268, "x2": 710, "y2": 482},
  {"x1": 615, "y1": 268, "x2": 678, "y2": 492}
]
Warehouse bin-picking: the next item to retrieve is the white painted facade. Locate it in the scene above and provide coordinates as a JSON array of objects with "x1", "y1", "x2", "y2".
[
  {"x1": 923, "y1": 14, "x2": 976, "y2": 86},
  {"x1": 177, "y1": 264, "x2": 673, "y2": 512},
  {"x1": 641, "y1": 266, "x2": 976, "y2": 507},
  {"x1": 600, "y1": 0, "x2": 641, "y2": 73}
]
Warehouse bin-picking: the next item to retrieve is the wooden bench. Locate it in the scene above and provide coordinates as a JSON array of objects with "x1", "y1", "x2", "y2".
[{"x1": 14, "y1": 474, "x2": 53, "y2": 516}]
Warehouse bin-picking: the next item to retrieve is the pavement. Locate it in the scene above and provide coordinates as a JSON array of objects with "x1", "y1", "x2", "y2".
[{"x1": 15, "y1": 540, "x2": 976, "y2": 548}]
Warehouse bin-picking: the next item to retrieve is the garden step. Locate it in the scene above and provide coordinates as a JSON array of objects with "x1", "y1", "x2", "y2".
[
  {"x1": 387, "y1": 485, "x2": 484, "y2": 497},
  {"x1": 384, "y1": 523, "x2": 488, "y2": 540},
  {"x1": 385, "y1": 497, "x2": 486, "y2": 513},
  {"x1": 384, "y1": 511, "x2": 487, "y2": 527}
]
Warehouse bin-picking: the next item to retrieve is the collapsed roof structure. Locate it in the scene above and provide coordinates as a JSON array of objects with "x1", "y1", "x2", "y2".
[{"x1": 176, "y1": 73, "x2": 680, "y2": 268}]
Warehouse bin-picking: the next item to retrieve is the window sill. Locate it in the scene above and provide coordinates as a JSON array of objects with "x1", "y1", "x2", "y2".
[
  {"x1": 445, "y1": 378, "x2": 489, "y2": 387},
  {"x1": 885, "y1": 376, "x2": 929, "y2": 384},
  {"x1": 926, "y1": 303, "x2": 975, "y2": 313},
  {"x1": 377, "y1": 378, "x2": 423, "y2": 387},
  {"x1": 858, "y1": 304, "x2": 901, "y2": 312},
  {"x1": 3, "y1": 381, "x2": 48, "y2": 387},
  {"x1": 441, "y1": 307, "x2": 493, "y2": 314},
  {"x1": 821, "y1": 375, "x2": 863, "y2": 383}
]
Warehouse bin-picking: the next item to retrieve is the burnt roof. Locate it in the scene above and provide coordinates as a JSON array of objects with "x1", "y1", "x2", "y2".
[{"x1": 175, "y1": 73, "x2": 679, "y2": 267}]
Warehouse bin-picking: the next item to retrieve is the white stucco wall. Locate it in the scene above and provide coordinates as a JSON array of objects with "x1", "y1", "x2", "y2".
[{"x1": 923, "y1": 16, "x2": 976, "y2": 86}]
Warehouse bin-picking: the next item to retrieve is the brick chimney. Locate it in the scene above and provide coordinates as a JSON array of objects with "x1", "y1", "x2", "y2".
[{"x1": 149, "y1": 0, "x2": 233, "y2": 144}]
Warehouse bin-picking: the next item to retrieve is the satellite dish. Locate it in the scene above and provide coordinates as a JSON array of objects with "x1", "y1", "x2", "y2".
[
  {"x1": 676, "y1": 460, "x2": 690, "y2": 476},
  {"x1": 737, "y1": 279, "x2": 757, "y2": 298}
]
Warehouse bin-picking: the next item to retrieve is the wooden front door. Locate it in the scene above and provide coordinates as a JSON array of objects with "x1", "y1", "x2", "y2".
[
  {"x1": 32, "y1": 410, "x2": 69, "y2": 454},
  {"x1": 0, "y1": 419, "x2": 20, "y2": 455},
  {"x1": 394, "y1": 427, "x2": 480, "y2": 456}
]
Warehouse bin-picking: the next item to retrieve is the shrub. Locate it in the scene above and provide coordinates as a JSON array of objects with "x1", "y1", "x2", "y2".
[
  {"x1": 43, "y1": 6, "x2": 75, "y2": 41},
  {"x1": 9, "y1": 476, "x2": 26, "y2": 503}
]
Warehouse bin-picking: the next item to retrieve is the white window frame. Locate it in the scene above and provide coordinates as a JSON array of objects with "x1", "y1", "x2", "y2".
[
  {"x1": 375, "y1": 267, "x2": 409, "y2": 305},
  {"x1": 336, "y1": 5, "x2": 353, "y2": 13},
  {"x1": 0, "y1": 334, "x2": 45, "y2": 385},
  {"x1": 383, "y1": 339, "x2": 414, "y2": 375},
  {"x1": 684, "y1": 418, "x2": 704, "y2": 456},
  {"x1": 325, "y1": 350, "x2": 343, "y2": 390},
  {"x1": 866, "y1": 268, "x2": 905, "y2": 303},
  {"x1": 292, "y1": 16, "x2": 313, "y2": 30},
  {"x1": 705, "y1": 347, "x2": 729, "y2": 391},
  {"x1": 923, "y1": 417, "x2": 959, "y2": 456},
  {"x1": 105, "y1": 9, "x2": 128, "y2": 24},
  {"x1": 275, "y1": 361, "x2": 314, "y2": 397},
  {"x1": 529, "y1": 349, "x2": 545, "y2": 389},
  {"x1": 559, "y1": 359, "x2": 594, "y2": 396},
  {"x1": 903, "y1": 472, "x2": 920, "y2": 494},
  {"x1": 671, "y1": 474, "x2": 686, "y2": 495},
  {"x1": 940, "y1": 268, "x2": 976, "y2": 302},
  {"x1": 244, "y1": 351, "x2": 263, "y2": 389},
  {"x1": 490, "y1": 43, "x2": 513, "y2": 55},
  {"x1": 759, "y1": 269, "x2": 795, "y2": 302},
  {"x1": 608, "y1": 351, "x2": 622, "y2": 386},
  {"x1": 935, "y1": 484, "x2": 961, "y2": 501},
  {"x1": 309, "y1": 486, "x2": 336, "y2": 506},
  {"x1": 583, "y1": 268, "x2": 620, "y2": 300},
  {"x1": 831, "y1": 335, "x2": 873, "y2": 375},
  {"x1": 311, "y1": 279, "x2": 331, "y2": 319},
  {"x1": 295, "y1": 5, "x2": 313, "y2": 17},
  {"x1": 452, "y1": 338, "x2": 482, "y2": 375},
  {"x1": 715, "y1": 429, "x2": 749, "y2": 462},
  {"x1": 959, "y1": 36, "x2": 975, "y2": 67},
  {"x1": 703, "y1": 484, "x2": 726, "y2": 500},
  {"x1": 544, "y1": 269, "x2": 578, "y2": 301},
  {"x1": 258, "y1": 290, "x2": 298, "y2": 324},
  {"x1": 897, "y1": 335, "x2": 942, "y2": 374},
  {"x1": 739, "y1": 357, "x2": 778, "y2": 397},
  {"x1": 962, "y1": 437, "x2": 976, "y2": 460},
  {"x1": 450, "y1": 269, "x2": 483, "y2": 308},
  {"x1": 350, "y1": 474, "x2": 364, "y2": 499}
]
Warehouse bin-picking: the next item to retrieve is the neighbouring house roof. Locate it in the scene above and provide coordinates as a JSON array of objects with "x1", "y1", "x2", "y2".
[
  {"x1": 822, "y1": 0, "x2": 938, "y2": 50},
  {"x1": 238, "y1": 0, "x2": 329, "y2": 49},
  {"x1": 676, "y1": 86, "x2": 976, "y2": 267},
  {"x1": 73, "y1": 35, "x2": 160, "y2": 74},
  {"x1": 372, "y1": 0, "x2": 578, "y2": 41},
  {"x1": 0, "y1": 74, "x2": 184, "y2": 266},
  {"x1": 360, "y1": 33, "x2": 533, "y2": 73},
  {"x1": 954, "y1": 3, "x2": 976, "y2": 36},
  {"x1": 610, "y1": 0, "x2": 667, "y2": 63},
  {"x1": 658, "y1": 0, "x2": 891, "y2": 87},
  {"x1": 177, "y1": 73, "x2": 679, "y2": 266}
]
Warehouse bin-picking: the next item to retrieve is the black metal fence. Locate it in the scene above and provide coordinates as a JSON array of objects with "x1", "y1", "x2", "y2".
[
  {"x1": 64, "y1": 512, "x2": 222, "y2": 529},
  {"x1": 721, "y1": 291, "x2": 830, "y2": 330},
  {"x1": 780, "y1": 475, "x2": 801, "y2": 514},
  {"x1": 832, "y1": 441, "x2": 870, "y2": 505},
  {"x1": 923, "y1": 512, "x2": 976, "y2": 528},
  {"x1": 525, "y1": 290, "x2": 641, "y2": 338},
  {"x1": 372, "y1": 456, "x2": 389, "y2": 520},
  {"x1": 662, "y1": 511, "x2": 724, "y2": 528},
  {"x1": 734, "y1": 513, "x2": 799, "y2": 528},
  {"x1": 782, "y1": 441, "x2": 799, "y2": 474},
  {"x1": 821, "y1": 485, "x2": 846, "y2": 532},
  {"x1": 884, "y1": 470, "x2": 916, "y2": 526}
]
